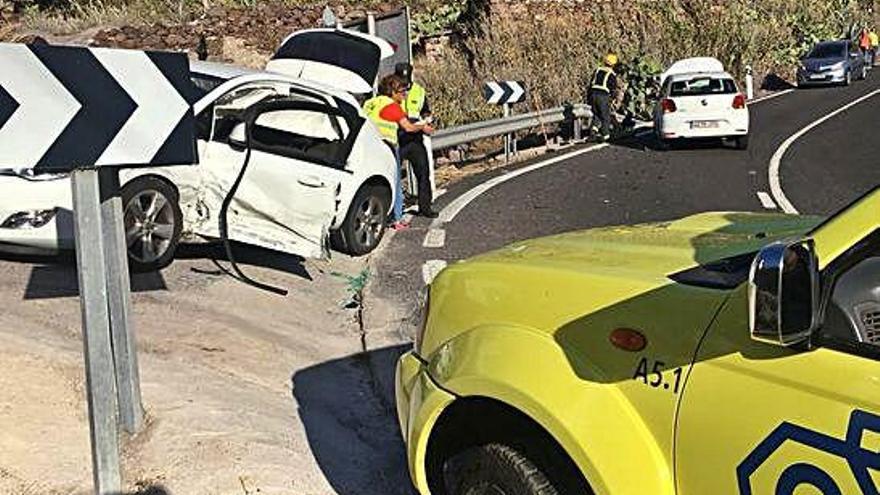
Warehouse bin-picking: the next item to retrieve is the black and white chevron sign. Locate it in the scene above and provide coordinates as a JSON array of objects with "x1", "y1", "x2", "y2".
[
  {"x1": 0, "y1": 43, "x2": 197, "y2": 172},
  {"x1": 483, "y1": 81, "x2": 526, "y2": 105}
]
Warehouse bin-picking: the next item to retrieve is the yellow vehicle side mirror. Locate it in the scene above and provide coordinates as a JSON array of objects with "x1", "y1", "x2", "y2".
[{"x1": 748, "y1": 239, "x2": 820, "y2": 346}]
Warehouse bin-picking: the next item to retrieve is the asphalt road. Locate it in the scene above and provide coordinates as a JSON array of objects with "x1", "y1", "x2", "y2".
[{"x1": 375, "y1": 71, "x2": 880, "y2": 322}]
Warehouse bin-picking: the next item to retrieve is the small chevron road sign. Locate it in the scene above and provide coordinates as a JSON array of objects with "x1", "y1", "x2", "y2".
[
  {"x1": 483, "y1": 80, "x2": 526, "y2": 105},
  {"x1": 0, "y1": 43, "x2": 197, "y2": 172}
]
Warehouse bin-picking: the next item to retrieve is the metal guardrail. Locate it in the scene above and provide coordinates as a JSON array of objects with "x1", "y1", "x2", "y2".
[{"x1": 432, "y1": 103, "x2": 592, "y2": 151}]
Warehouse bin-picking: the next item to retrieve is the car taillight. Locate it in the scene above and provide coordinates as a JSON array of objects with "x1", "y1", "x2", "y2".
[
  {"x1": 732, "y1": 94, "x2": 746, "y2": 109},
  {"x1": 660, "y1": 98, "x2": 677, "y2": 113}
]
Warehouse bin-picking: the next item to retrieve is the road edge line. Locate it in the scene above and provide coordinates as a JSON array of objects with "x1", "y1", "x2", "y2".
[{"x1": 769, "y1": 88, "x2": 880, "y2": 214}]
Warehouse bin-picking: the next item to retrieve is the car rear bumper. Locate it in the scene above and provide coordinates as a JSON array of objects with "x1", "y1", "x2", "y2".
[
  {"x1": 396, "y1": 350, "x2": 456, "y2": 494},
  {"x1": 658, "y1": 112, "x2": 749, "y2": 139}
]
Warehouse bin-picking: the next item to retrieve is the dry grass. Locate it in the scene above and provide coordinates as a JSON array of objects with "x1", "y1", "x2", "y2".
[{"x1": 423, "y1": 0, "x2": 880, "y2": 127}]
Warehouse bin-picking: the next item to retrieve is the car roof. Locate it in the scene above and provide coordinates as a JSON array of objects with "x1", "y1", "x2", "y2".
[
  {"x1": 192, "y1": 70, "x2": 361, "y2": 115},
  {"x1": 666, "y1": 71, "x2": 735, "y2": 82},
  {"x1": 190, "y1": 60, "x2": 261, "y2": 79}
]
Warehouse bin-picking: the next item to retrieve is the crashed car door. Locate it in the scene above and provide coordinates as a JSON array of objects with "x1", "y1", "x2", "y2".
[{"x1": 197, "y1": 88, "x2": 356, "y2": 259}]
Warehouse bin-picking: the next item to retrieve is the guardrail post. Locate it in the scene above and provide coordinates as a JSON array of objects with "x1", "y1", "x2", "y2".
[
  {"x1": 745, "y1": 65, "x2": 754, "y2": 100},
  {"x1": 503, "y1": 103, "x2": 511, "y2": 163}
]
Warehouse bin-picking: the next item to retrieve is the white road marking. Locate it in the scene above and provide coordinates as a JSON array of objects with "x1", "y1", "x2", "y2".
[
  {"x1": 756, "y1": 191, "x2": 778, "y2": 209},
  {"x1": 769, "y1": 88, "x2": 880, "y2": 214},
  {"x1": 750, "y1": 89, "x2": 794, "y2": 104},
  {"x1": 423, "y1": 228, "x2": 446, "y2": 248},
  {"x1": 422, "y1": 259, "x2": 447, "y2": 285},
  {"x1": 430, "y1": 143, "x2": 609, "y2": 229}
]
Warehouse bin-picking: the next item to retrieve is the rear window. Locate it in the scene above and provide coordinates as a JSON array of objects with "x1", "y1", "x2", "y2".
[
  {"x1": 670, "y1": 77, "x2": 737, "y2": 97},
  {"x1": 190, "y1": 72, "x2": 227, "y2": 99},
  {"x1": 806, "y1": 43, "x2": 846, "y2": 59}
]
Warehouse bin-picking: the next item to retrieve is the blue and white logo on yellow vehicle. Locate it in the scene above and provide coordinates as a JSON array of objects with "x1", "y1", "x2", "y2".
[{"x1": 738, "y1": 410, "x2": 880, "y2": 495}]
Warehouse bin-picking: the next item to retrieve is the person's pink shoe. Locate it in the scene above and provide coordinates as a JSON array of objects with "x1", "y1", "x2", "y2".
[{"x1": 389, "y1": 221, "x2": 410, "y2": 231}]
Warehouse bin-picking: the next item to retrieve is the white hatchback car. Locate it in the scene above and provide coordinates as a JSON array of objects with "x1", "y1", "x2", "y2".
[
  {"x1": 653, "y1": 57, "x2": 750, "y2": 150},
  {"x1": 0, "y1": 29, "x2": 398, "y2": 271}
]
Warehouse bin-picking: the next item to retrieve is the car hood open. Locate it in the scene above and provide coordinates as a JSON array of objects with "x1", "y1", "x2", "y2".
[{"x1": 266, "y1": 28, "x2": 395, "y2": 95}]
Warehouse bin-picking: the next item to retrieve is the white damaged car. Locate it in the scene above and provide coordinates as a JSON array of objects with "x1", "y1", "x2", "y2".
[{"x1": 0, "y1": 29, "x2": 398, "y2": 271}]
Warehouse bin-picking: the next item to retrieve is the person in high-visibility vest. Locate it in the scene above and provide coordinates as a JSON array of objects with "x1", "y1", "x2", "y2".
[
  {"x1": 860, "y1": 28, "x2": 872, "y2": 68},
  {"x1": 869, "y1": 28, "x2": 879, "y2": 67},
  {"x1": 394, "y1": 63, "x2": 437, "y2": 218},
  {"x1": 588, "y1": 53, "x2": 619, "y2": 142},
  {"x1": 363, "y1": 74, "x2": 434, "y2": 229}
]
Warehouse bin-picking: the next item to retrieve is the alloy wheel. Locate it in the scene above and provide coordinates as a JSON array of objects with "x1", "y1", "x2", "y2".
[
  {"x1": 353, "y1": 195, "x2": 384, "y2": 250},
  {"x1": 124, "y1": 189, "x2": 176, "y2": 264}
]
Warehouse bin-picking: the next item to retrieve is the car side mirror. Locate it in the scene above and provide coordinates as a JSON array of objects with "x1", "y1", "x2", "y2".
[
  {"x1": 228, "y1": 122, "x2": 247, "y2": 149},
  {"x1": 748, "y1": 239, "x2": 820, "y2": 346}
]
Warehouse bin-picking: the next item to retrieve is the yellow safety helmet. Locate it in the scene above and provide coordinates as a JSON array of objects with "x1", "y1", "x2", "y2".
[{"x1": 605, "y1": 53, "x2": 619, "y2": 66}]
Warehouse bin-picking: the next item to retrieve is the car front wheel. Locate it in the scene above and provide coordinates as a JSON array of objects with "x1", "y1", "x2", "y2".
[
  {"x1": 121, "y1": 176, "x2": 182, "y2": 272},
  {"x1": 445, "y1": 443, "x2": 559, "y2": 495},
  {"x1": 332, "y1": 183, "x2": 391, "y2": 256}
]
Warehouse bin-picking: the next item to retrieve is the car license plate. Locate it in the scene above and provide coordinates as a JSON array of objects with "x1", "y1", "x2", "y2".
[
  {"x1": 809, "y1": 74, "x2": 826, "y2": 80},
  {"x1": 691, "y1": 120, "x2": 719, "y2": 129}
]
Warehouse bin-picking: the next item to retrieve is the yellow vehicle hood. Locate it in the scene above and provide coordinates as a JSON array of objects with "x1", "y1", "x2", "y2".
[{"x1": 469, "y1": 211, "x2": 824, "y2": 285}]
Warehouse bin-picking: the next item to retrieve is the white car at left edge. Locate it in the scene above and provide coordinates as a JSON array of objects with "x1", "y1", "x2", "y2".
[{"x1": 0, "y1": 29, "x2": 398, "y2": 271}]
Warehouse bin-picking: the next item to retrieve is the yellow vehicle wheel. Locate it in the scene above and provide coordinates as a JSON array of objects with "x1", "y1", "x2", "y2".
[{"x1": 446, "y1": 443, "x2": 559, "y2": 495}]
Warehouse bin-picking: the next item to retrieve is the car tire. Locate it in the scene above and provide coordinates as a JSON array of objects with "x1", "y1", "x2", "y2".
[
  {"x1": 445, "y1": 443, "x2": 559, "y2": 495},
  {"x1": 735, "y1": 135, "x2": 750, "y2": 150},
  {"x1": 121, "y1": 176, "x2": 182, "y2": 272},
  {"x1": 332, "y1": 183, "x2": 390, "y2": 256}
]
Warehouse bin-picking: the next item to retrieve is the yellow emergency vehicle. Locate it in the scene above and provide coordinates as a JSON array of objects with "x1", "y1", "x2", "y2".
[{"x1": 397, "y1": 187, "x2": 880, "y2": 494}]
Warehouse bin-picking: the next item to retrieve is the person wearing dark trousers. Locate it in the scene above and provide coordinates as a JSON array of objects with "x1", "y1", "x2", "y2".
[
  {"x1": 588, "y1": 53, "x2": 619, "y2": 142},
  {"x1": 399, "y1": 139, "x2": 434, "y2": 217},
  {"x1": 395, "y1": 63, "x2": 438, "y2": 218}
]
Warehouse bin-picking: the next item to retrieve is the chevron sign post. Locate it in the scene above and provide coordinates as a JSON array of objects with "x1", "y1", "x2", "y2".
[
  {"x1": 0, "y1": 43, "x2": 197, "y2": 495},
  {"x1": 483, "y1": 81, "x2": 526, "y2": 163}
]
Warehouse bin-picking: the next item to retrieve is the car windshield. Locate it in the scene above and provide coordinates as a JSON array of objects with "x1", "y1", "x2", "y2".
[
  {"x1": 806, "y1": 43, "x2": 845, "y2": 59},
  {"x1": 670, "y1": 77, "x2": 737, "y2": 97}
]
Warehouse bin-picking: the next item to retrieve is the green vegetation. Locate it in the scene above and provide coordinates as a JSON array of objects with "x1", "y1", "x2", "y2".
[
  {"x1": 8, "y1": 0, "x2": 879, "y2": 125},
  {"x1": 421, "y1": 0, "x2": 879, "y2": 126}
]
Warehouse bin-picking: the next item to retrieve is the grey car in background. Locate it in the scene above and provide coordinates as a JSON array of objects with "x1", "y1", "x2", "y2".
[{"x1": 797, "y1": 40, "x2": 867, "y2": 87}]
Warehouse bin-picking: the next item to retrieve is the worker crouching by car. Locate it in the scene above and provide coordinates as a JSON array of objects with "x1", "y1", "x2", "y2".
[
  {"x1": 588, "y1": 53, "x2": 619, "y2": 142},
  {"x1": 363, "y1": 74, "x2": 435, "y2": 230}
]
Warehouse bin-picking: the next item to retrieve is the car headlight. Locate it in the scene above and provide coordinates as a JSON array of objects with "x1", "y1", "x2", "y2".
[{"x1": 0, "y1": 209, "x2": 57, "y2": 229}]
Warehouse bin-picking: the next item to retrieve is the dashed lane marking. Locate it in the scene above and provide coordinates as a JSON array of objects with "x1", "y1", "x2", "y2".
[
  {"x1": 422, "y1": 259, "x2": 447, "y2": 285},
  {"x1": 756, "y1": 191, "x2": 778, "y2": 209},
  {"x1": 769, "y1": 88, "x2": 880, "y2": 214},
  {"x1": 423, "y1": 228, "x2": 446, "y2": 248}
]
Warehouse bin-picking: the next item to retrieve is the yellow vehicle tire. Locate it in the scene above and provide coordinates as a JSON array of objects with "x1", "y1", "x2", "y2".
[{"x1": 446, "y1": 443, "x2": 559, "y2": 495}]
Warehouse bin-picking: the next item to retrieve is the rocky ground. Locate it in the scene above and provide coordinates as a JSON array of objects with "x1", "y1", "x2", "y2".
[{"x1": 0, "y1": 239, "x2": 416, "y2": 495}]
